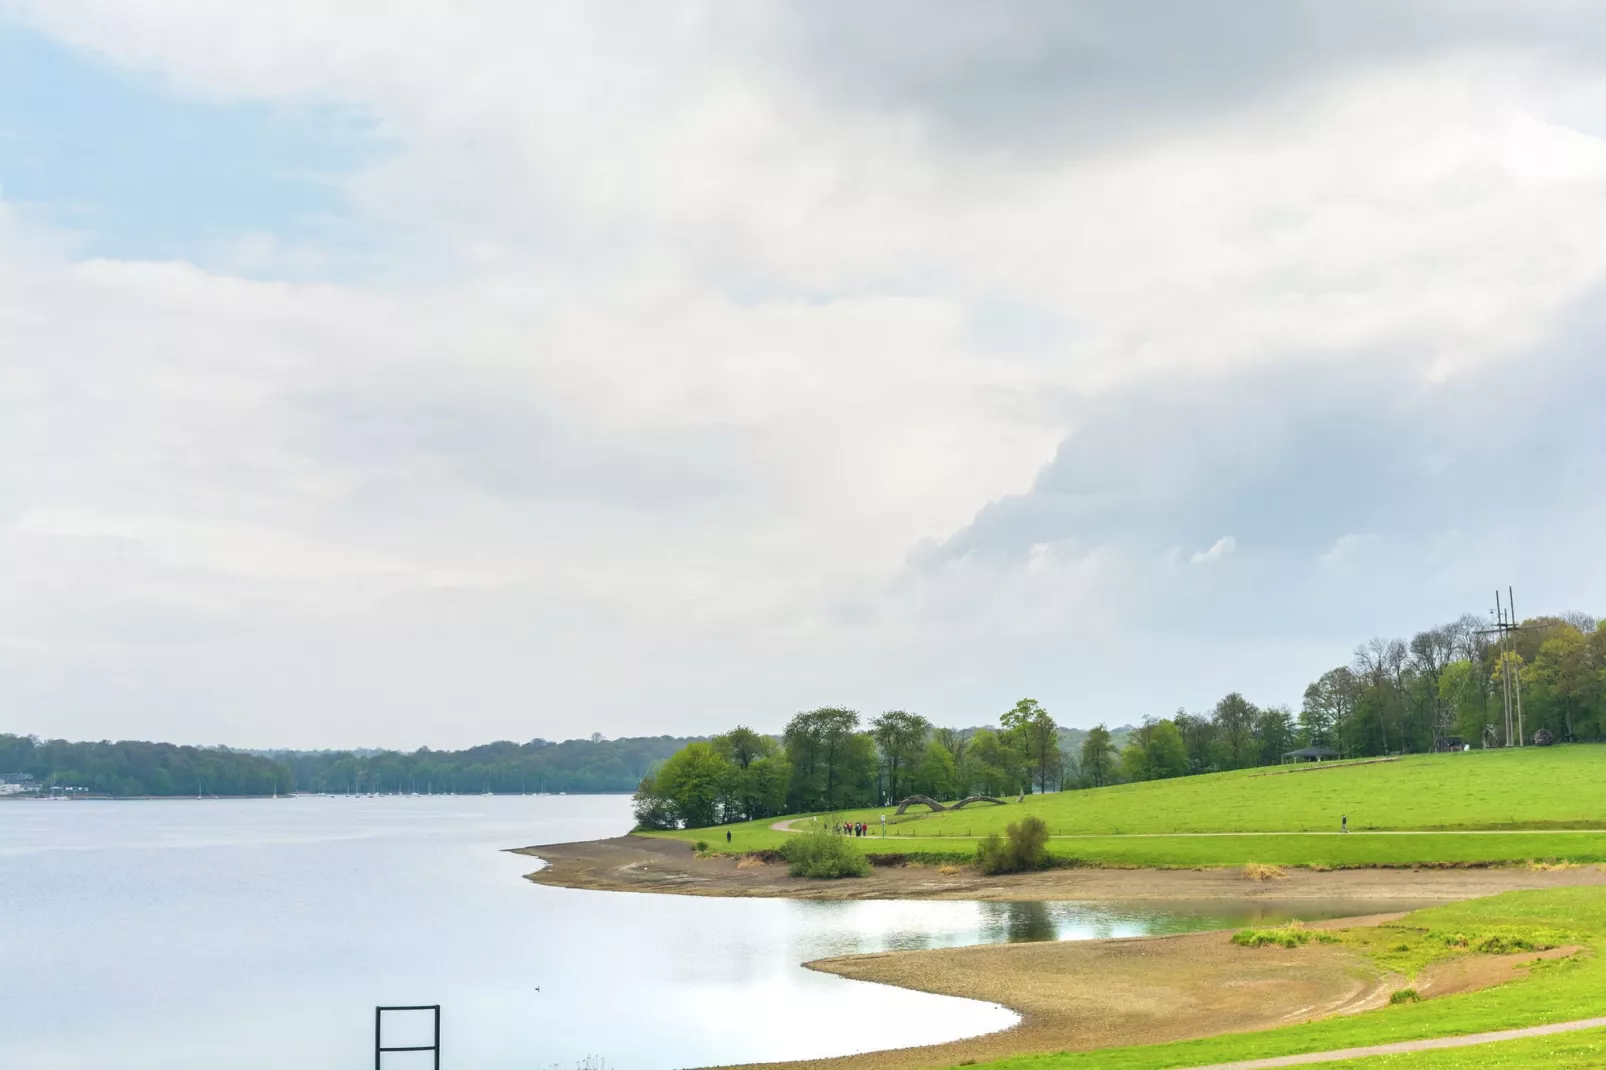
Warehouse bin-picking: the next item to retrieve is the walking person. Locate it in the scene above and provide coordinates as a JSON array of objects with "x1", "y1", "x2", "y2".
[
  {"x1": 1341, "y1": 814, "x2": 1348, "y2": 834},
  {"x1": 726, "y1": 829, "x2": 732, "y2": 845}
]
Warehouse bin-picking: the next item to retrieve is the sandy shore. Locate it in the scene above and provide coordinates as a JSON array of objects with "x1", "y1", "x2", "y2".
[
  {"x1": 514, "y1": 834, "x2": 1606, "y2": 902},
  {"x1": 734, "y1": 916, "x2": 1404, "y2": 1070},
  {"x1": 730, "y1": 919, "x2": 1578, "y2": 1070},
  {"x1": 514, "y1": 836, "x2": 1603, "y2": 1070}
]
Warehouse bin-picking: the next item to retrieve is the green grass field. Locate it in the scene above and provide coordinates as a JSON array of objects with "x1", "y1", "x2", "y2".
[
  {"x1": 977, "y1": 887, "x2": 1606, "y2": 1070},
  {"x1": 653, "y1": 746, "x2": 1606, "y2": 868}
]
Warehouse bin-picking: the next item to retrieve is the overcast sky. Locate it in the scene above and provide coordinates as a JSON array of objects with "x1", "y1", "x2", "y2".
[{"x1": 3, "y1": 2, "x2": 1604, "y2": 749}]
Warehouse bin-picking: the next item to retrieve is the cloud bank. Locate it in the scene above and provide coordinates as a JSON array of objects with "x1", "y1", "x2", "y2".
[{"x1": 2, "y1": 2, "x2": 1604, "y2": 746}]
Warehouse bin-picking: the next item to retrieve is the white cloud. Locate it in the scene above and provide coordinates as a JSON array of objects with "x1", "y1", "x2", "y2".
[
  {"x1": 1191, "y1": 536, "x2": 1238, "y2": 564},
  {"x1": 3, "y1": 5, "x2": 1606, "y2": 743}
]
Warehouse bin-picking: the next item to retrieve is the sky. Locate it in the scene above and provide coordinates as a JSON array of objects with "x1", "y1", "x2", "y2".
[{"x1": 3, "y1": 2, "x2": 1604, "y2": 749}]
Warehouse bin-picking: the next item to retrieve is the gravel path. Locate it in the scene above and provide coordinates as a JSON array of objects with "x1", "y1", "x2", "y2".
[{"x1": 1176, "y1": 1016, "x2": 1606, "y2": 1068}]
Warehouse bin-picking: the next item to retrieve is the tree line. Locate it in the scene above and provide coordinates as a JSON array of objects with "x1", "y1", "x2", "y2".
[
  {"x1": 258, "y1": 735, "x2": 697, "y2": 794},
  {"x1": 636, "y1": 610, "x2": 1606, "y2": 827},
  {"x1": 1, "y1": 733, "x2": 697, "y2": 797},
  {"x1": 0, "y1": 735, "x2": 293, "y2": 796},
  {"x1": 633, "y1": 699, "x2": 1063, "y2": 828}
]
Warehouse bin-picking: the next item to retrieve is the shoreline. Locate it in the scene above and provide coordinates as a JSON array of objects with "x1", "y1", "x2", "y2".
[
  {"x1": 514, "y1": 833, "x2": 1606, "y2": 902},
  {"x1": 516, "y1": 835, "x2": 1606, "y2": 1069}
]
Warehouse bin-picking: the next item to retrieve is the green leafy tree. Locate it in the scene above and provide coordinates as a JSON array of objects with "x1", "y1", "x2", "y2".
[
  {"x1": 783, "y1": 707, "x2": 862, "y2": 811},
  {"x1": 1003, "y1": 699, "x2": 1060, "y2": 794},
  {"x1": 910, "y1": 737, "x2": 959, "y2": 799},
  {"x1": 1079, "y1": 723, "x2": 1117, "y2": 787},
  {"x1": 870, "y1": 710, "x2": 932, "y2": 802},
  {"x1": 653, "y1": 742, "x2": 733, "y2": 828}
]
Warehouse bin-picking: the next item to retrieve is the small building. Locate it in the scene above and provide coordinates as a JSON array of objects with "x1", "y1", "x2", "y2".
[
  {"x1": 0, "y1": 773, "x2": 38, "y2": 795},
  {"x1": 1281, "y1": 745, "x2": 1343, "y2": 764}
]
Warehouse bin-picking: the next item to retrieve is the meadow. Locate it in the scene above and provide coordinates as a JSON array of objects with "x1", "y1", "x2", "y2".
[{"x1": 651, "y1": 746, "x2": 1606, "y2": 868}]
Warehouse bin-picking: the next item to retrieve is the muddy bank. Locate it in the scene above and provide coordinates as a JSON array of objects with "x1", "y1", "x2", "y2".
[
  {"x1": 729, "y1": 916, "x2": 1407, "y2": 1070},
  {"x1": 514, "y1": 834, "x2": 1606, "y2": 902}
]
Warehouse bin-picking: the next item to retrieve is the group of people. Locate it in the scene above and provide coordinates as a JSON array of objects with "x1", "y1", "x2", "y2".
[{"x1": 836, "y1": 821, "x2": 873, "y2": 837}]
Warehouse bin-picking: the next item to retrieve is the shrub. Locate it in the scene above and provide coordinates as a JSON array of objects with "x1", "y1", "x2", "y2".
[
  {"x1": 976, "y1": 816, "x2": 1051, "y2": 875},
  {"x1": 693, "y1": 840, "x2": 709, "y2": 853},
  {"x1": 780, "y1": 828, "x2": 871, "y2": 879},
  {"x1": 1231, "y1": 923, "x2": 1339, "y2": 949},
  {"x1": 1243, "y1": 862, "x2": 1289, "y2": 881},
  {"x1": 1390, "y1": 988, "x2": 1421, "y2": 1004}
]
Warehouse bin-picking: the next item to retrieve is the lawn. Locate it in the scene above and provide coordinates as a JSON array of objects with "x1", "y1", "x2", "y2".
[
  {"x1": 649, "y1": 746, "x2": 1606, "y2": 868},
  {"x1": 651, "y1": 824, "x2": 1606, "y2": 868},
  {"x1": 866, "y1": 746, "x2": 1606, "y2": 837},
  {"x1": 974, "y1": 887, "x2": 1606, "y2": 1070}
]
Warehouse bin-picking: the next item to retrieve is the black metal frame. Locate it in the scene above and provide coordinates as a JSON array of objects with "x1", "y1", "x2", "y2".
[{"x1": 375, "y1": 1004, "x2": 440, "y2": 1070}]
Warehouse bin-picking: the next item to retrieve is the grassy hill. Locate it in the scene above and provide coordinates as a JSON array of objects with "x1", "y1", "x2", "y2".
[
  {"x1": 877, "y1": 746, "x2": 1606, "y2": 836},
  {"x1": 653, "y1": 746, "x2": 1606, "y2": 868}
]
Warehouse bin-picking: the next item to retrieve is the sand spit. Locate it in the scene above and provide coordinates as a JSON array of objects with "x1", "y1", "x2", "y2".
[{"x1": 515, "y1": 835, "x2": 1606, "y2": 902}]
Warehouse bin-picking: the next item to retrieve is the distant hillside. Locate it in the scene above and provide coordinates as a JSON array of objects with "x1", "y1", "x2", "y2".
[
  {"x1": 256, "y1": 735, "x2": 701, "y2": 794},
  {"x1": 1, "y1": 733, "x2": 700, "y2": 796}
]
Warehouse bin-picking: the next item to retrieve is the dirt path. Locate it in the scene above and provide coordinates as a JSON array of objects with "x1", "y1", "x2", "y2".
[
  {"x1": 1172, "y1": 1015, "x2": 1606, "y2": 1068},
  {"x1": 514, "y1": 834, "x2": 1606, "y2": 902}
]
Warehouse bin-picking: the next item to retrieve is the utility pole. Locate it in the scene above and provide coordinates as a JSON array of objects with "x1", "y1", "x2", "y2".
[{"x1": 1476, "y1": 588, "x2": 1531, "y2": 747}]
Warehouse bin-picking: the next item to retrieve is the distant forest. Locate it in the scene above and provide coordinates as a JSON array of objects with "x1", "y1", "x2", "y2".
[
  {"x1": 635, "y1": 610, "x2": 1606, "y2": 828},
  {"x1": 263, "y1": 736, "x2": 697, "y2": 794},
  {"x1": 8, "y1": 610, "x2": 1600, "y2": 805},
  {"x1": 0, "y1": 734, "x2": 697, "y2": 797}
]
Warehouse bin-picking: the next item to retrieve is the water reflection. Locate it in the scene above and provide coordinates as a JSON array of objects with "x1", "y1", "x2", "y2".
[{"x1": 0, "y1": 797, "x2": 1424, "y2": 1070}]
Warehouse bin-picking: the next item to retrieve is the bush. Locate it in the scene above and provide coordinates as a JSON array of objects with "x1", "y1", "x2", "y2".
[
  {"x1": 780, "y1": 828, "x2": 871, "y2": 879},
  {"x1": 1390, "y1": 988, "x2": 1421, "y2": 1004},
  {"x1": 976, "y1": 816, "x2": 1051, "y2": 875}
]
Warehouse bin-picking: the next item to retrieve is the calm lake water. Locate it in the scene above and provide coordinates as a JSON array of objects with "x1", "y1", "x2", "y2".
[{"x1": 2, "y1": 795, "x2": 1371, "y2": 1069}]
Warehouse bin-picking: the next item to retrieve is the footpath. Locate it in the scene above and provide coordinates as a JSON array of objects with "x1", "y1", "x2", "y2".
[{"x1": 1179, "y1": 1016, "x2": 1606, "y2": 1069}]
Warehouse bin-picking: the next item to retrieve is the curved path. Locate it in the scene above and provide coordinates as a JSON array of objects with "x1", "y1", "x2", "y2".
[
  {"x1": 1178, "y1": 1016, "x2": 1606, "y2": 1069},
  {"x1": 765, "y1": 820, "x2": 1605, "y2": 837}
]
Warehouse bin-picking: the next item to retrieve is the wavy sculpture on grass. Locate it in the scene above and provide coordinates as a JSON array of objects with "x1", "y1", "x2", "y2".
[{"x1": 892, "y1": 794, "x2": 1006, "y2": 816}]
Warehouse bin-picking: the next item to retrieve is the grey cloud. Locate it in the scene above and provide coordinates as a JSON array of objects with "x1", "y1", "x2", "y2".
[
  {"x1": 774, "y1": 1, "x2": 1606, "y2": 152},
  {"x1": 927, "y1": 288, "x2": 1606, "y2": 639}
]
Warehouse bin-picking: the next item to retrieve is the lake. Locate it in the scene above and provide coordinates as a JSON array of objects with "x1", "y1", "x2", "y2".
[{"x1": 1, "y1": 795, "x2": 1365, "y2": 1069}]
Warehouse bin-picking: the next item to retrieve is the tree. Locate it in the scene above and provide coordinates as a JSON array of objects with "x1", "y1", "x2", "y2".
[
  {"x1": 1534, "y1": 630, "x2": 1597, "y2": 742},
  {"x1": 714, "y1": 726, "x2": 769, "y2": 770},
  {"x1": 1254, "y1": 704, "x2": 1296, "y2": 765},
  {"x1": 652, "y1": 742, "x2": 732, "y2": 828},
  {"x1": 911, "y1": 738, "x2": 959, "y2": 798},
  {"x1": 1212, "y1": 693, "x2": 1258, "y2": 768},
  {"x1": 783, "y1": 707, "x2": 861, "y2": 811},
  {"x1": 1079, "y1": 724, "x2": 1117, "y2": 787},
  {"x1": 1002, "y1": 699, "x2": 1060, "y2": 794},
  {"x1": 870, "y1": 710, "x2": 932, "y2": 802},
  {"x1": 966, "y1": 729, "x2": 1022, "y2": 796}
]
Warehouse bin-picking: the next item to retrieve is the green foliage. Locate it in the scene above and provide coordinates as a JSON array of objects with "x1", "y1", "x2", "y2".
[
  {"x1": 0, "y1": 734, "x2": 290, "y2": 796},
  {"x1": 1231, "y1": 925, "x2": 1325, "y2": 949},
  {"x1": 1388, "y1": 987, "x2": 1420, "y2": 1004},
  {"x1": 263, "y1": 734, "x2": 694, "y2": 795},
  {"x1": 631, "y1": 773, "x2": 678, "y2": 830},
  {"x1": 976, "y1": 816, "x2": 1052, "y2": 875},
  {"x1": 1080, "y1": 724, "x2": 1117, "y2": 787},
  {"x1": 780, "y1": 827, "x2": 871, "y2": 878},
  {"x1": 871, "y1": 710, "x2": 933, "y2": 802},
  {"x1": 1120, "y1": 719, "x2": 1190, "y2": 782},
  {"x1": 653, "y1": 742, "x2": 729, "y2": 828}
]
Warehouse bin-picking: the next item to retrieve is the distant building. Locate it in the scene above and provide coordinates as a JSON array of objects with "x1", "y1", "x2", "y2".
[
  {"x1": 1281, "y1": 746, "x2": 1343, "y2": 764},
  {"x1": 0, "y1": 773, "x2": 38, "y2": 795}
]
